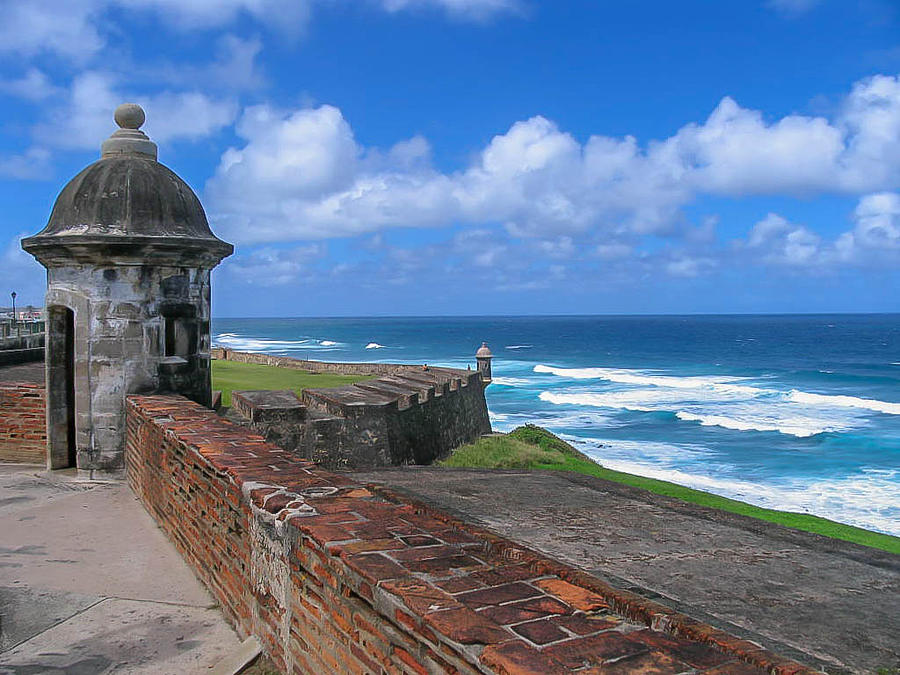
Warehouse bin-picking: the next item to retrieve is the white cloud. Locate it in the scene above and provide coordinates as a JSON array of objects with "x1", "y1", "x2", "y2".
[
  {"x1": 118, "y1": 0, "x2": 312, "y2": 32},
  {"x1": 666, "y1": 96, "x2": 845, "y2": 195},
  {"x1": 32, "y1": 71, "x2": 237, "y2": 151},
  {"x1": 835, "y1": 192, "x2": 900, "y2": 262},
  {"x1": 0, "y1": 0, "x2": 513, "y2": 62},
  {"x1": 376, "y1": 0, "x2": 522, "y2": 19},
  {"x1": 222, "y1": 244, "x2": 324, "y2": 286},
  {"x1": 0, "y1": 0, "x2": 104, "y2": 60},
  {"x1": 140, "y1": 35, "x2": 266, "y2": 92},
  {"x1": 746, "y1": 213, "x2": 824, "y2": 266},
  {"x1": 0, "y1": 148, "x2": 52, "y2": 180},
  {"x1": 206, "y1": 74, "x2": 900, "y2": 248},
  {"x1": 0, "y1": 69, "x2": 63, "y2": 102},
  {"x1": 742, "y1": 193, "x2": 900, "y2": 268},
  {"x1": 665, "y1": 255, "x2": 717, "y2": 278},
  {"x1": 839, "y1": 75, "x2": 900, "y2": 192}
]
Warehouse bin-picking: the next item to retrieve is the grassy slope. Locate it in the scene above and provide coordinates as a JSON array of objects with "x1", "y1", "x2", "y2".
[
  {"x1": 441, "y1": 425, "x2": 900, "y2": 554},
  {"x1": 211, "y1": 359, "x2": 373, "y2": 407}
]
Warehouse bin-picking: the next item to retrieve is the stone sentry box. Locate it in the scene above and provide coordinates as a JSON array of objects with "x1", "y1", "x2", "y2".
[{"x1": 22, "y1": 103, "x2": 232, "y2": 477}]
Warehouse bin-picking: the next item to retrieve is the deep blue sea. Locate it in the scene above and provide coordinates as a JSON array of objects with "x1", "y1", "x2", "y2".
[{"x1": 212, "y1": 315, "x2": 900, "y2": 537}]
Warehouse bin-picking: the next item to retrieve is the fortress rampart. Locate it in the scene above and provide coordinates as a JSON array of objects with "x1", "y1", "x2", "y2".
[
  {"x1": 216, "y1": 348, "x2": 492, "y2": 469},
  {"x1": 125, "y1": 393, "x2": 807, "y2": 675},
  {"x1": 0, "y1": 333, "x2": 45, "y2": 366}
]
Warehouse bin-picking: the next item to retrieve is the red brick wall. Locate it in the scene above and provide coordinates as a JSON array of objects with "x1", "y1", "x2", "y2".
[
  {"x1": 0, "y1": 382, "x2": 46, "y2": 464},
  {"x1": 125, "y1": 394, "x2": 815, "y2": 675}
]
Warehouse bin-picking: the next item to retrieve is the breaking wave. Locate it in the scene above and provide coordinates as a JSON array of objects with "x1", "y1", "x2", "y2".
[
  {"x1": 673, "y1": 412, "x2": 842, "y2": 438},
  {"x1": 366, "y1": 342, "x2": 386, "y2": 349},
  {"x1": 786, "y1": 390, "x2": 900, "y2": 416},
  {"x1": 576, "y1": 440, "x2": 900, "y2": 536},
  {"x1": 213, "y1": 334, "x2": 343, "y2": 351},
  {"x1": 492, "y1": 377, "x2": 532, "y2": 387},
  {"x1": 505, "y1": 345, "x2": 532, "y2": 350},
  {"x1": 534, "y1": 364, "x2": 760, "y2": 396},
  {"x1": 535, "y1": 363, "x2": 900, "y2": 437}
]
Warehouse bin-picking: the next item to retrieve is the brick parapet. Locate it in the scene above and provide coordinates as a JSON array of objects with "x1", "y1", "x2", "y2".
[
  {"x1": 0, "y1": 382, "x2": 47, "y2": 464},
  {"x1": 125, "y1": 394, "x2": 818, "y2": 675}
]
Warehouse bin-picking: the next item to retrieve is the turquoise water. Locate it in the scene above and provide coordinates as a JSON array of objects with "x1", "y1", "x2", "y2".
[{"x1": 212, "y1": 315, "x2": 900, "y2": 536}]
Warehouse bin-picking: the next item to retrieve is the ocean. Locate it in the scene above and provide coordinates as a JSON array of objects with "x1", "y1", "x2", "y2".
[{"x1": 211, "y1": 315, "x2": 900, "y2": 537}]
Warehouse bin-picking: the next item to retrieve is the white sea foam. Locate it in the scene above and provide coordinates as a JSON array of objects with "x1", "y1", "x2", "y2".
[
  {"x1": 539, "y1": 388, "x2": 863, "y2": 437},
  {"x1": 366, "y1": 342, "x2": 386, "y2": 349},
  {"x1": 212, "y1": 334, "x2": 345, "y2": 352},
  {"x1": 787, "y1": 390, "x2": 900, "y2": 415},
  {"x1": 539, "y1": 390, "x2": 665, "y2": 412},
  {"x1": 214, "y1": 335, "x2": 316, "y2": 351},
  {"x1": 674, "y1": 411, "x2": 838, "y2": 438},
  {"x1": 492, "y1": 377, "x2": 532, "y2": 387},
  {"x1": 534, "y1": 364, "x2": 759, "y2": 395},
  {"x1": 505, "y1": 345, "x2": 532, "y2": 350},
  {"x1": 576, "y1": 441, "x2": 900, "y2": 536}
]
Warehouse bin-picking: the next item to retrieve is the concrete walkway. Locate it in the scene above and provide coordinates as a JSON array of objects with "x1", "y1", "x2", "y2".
[
  {"x1": 0, "y1": 464, "x2": 242, "y2": 674},
  {"x1": 349, "y1": 467, "x2": 900, "y2": 675}
]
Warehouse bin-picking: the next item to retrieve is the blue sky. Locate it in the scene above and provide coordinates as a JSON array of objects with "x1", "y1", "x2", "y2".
[{"x1": 1, "y1": 0, "x2": 899, "y2": 317}]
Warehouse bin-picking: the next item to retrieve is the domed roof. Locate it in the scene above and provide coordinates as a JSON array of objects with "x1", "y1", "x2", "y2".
[
  {"x1": 23, "y1": 103, "x2": 232, "y2": 265},
  {"x1": 476, "y1": 342, "x2": 493, "y2": 358},
  {"x1": 39, "y1": 155, "x2": 215, "y2": 240}
]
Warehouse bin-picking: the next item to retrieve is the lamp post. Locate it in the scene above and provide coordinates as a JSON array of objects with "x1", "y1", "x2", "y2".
[{"x1": 10, "y1": 291, "x2": 17, "y2": 338}]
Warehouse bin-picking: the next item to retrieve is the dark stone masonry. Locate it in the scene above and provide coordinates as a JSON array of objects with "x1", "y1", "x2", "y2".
[{"x1": 219, "y1": 349, "x2": 492, "y2": 470}]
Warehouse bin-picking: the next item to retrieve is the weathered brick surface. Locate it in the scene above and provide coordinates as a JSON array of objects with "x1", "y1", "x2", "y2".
[
  {"x1": 0, "y1": 382, "x2": 46, "y2": 464},
  {"x1": 125, "y1": 394, "x2": 819, "y2": 675}
]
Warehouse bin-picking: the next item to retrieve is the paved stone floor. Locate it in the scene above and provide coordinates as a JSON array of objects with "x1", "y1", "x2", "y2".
[
  {"x1": 349, "y1": 467, "x2": 900, "y2": 675},
  {"x1": 0, "y1": 464, "x2": 242, "y2": 674}
]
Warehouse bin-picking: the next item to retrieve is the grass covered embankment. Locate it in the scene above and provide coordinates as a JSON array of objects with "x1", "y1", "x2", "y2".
[
  {"x1": 211, "y1": 359, "x2": 373, "y2": 407},
  {"x1": 441, "y1": 425, "x2": 900, "y2": 554}
]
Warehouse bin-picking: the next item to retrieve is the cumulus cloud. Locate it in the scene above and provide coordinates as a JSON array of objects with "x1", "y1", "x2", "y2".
[
  {"x1": 741, "y1": 192, "x2": 900, "y2": 268},
  {"x1": 0, "y1": 0, "x2": 514, "y2": 61},
  {"x1": 835, "y1": 192, "x2": 900, "y2": 263},
  {"x1": 745, "y1": 213, "x2": 824, "y2": 266},
  {"x1": 206, "y1": 74, "x2": 900, "y2": 248}
]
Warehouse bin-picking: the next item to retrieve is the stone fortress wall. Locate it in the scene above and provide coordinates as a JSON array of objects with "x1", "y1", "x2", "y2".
[
  {"x1": 0, "y1": 332, "x2": 45, "y2": 366},
  {"x1": 213, "y1": 348, "x2": 492, "y2": 470}
]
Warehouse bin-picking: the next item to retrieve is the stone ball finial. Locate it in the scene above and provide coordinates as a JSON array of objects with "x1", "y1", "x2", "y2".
[{"x1": 114, "y1": 103, "x2": 145, "y2": 130}]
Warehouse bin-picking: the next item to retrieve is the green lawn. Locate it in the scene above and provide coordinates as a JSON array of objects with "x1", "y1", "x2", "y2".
[
  {"x1": 211, "y1": 359, "x2": 373, "y2": 407},
  {"x1": 441, "y1": 425, "x2": 900, "y2": 554}
]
